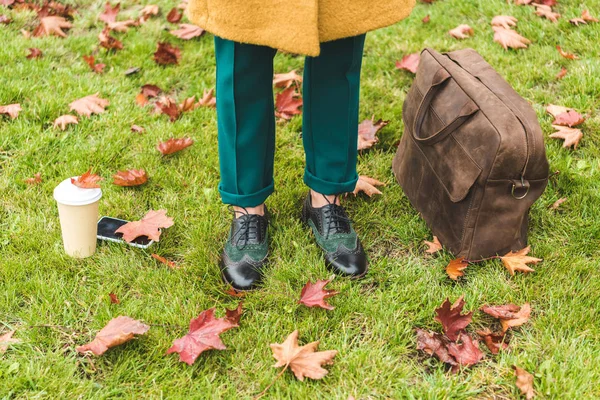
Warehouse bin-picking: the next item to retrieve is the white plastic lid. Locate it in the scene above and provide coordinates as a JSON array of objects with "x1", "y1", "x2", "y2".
[{"x1": 53, "y1": 177, "x2": 102, "y2": 206}]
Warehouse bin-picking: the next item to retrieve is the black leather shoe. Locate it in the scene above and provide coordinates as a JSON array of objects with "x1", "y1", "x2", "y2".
[
  {"x1": 301, "y1": 193, "x2": 368, "y2": 277},
  {"x1": 220, "y1": 207, "x2": 269, "y2": 291}
]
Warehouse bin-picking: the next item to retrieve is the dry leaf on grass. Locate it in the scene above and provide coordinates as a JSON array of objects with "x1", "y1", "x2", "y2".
[
  {"x1": 99, "y1": 1, "x2": 120, "y2": 23},
  {"x1": 151, "y1": 253, "x2": 178, "y2": 269},
  {"x1": 33, "y1": 16, "x2": 72, "y2": 37},
  {"x1": 273, "y1": 70, "x2": 303, "y2": 89},
  {"x1": 477, "y1": 328, "x2": 508, "y2": 354},
  {"x1": 500, "y1": 246, "x2": 541, "y2": 275},
  {"x1": 157, "y1": 137, "x2": 194, "y2": 155},
  {"x1": 275, "y1": 87, "x2": 302, "y2": 119},
  {"x1": 131, "y1": 124, "x2": 145, "y2": 133},
  {"x1": 446, "y1": 257, "x2": 468, "y2": 280},
  {"x1": 415, "y1": 329, "x2": 457, "y2": 366},
  {"x1": 270, "y1": 330, "x2": 337, "y2": 381},
  {"x1": 422, "y1": 14, "x2": 430, "y2": 23},
  {"x1": 83, "y1": 55, "x2": 105, "y2": 73},
  {"x1": 170, "y1": 24, "x2": 204, "y2": 40},
  {"x1": 0, "y1": 331, "x2": 21, "y2": 354},
  {"x1": 534, "y1": 4, "x2": 560, "y2": 22},
  {"x1": 98, "y1": 27, "x2": 123, "y2": 50},
  {"x1": 167, "y1": 304, "x2": 242, "y2": 365},
  {"x1": 481, "y1": 303, "x2": 531, "y2": 332},
  {"x1": 352, "y1": 176, "x2": 385, "y2": 196},
  {"x1": 298, "y1": 278, "x2": 339, "y2": 310},
  {"x1": 434, "y1": 296, "x2": 473, "y2": 341},
  {"x1": 154, "y1": 42, "x2": 180, "y2": 65},
  {"x1": 556, "y1": 67, "x2": 568, "y2": 79},
  {"x1": 112, "y1": 169, "x2": 147, "y2": 186},
  {"x1": 447, "y1": 333, "x2": 484, "y2": 370},
  {"x1": 550, "y1": 125, "x2": 583, "y2": 148},
  {"x1": 69, "y1": 93, "x2": 109, "y2": 117},
  {"x1": 449, "y1": 24, "x2": 474, "y2": 39},
  {"x1": 550, "y1": 197, "x2": 567, "y2": 210},
  {"x1": 71, "y1": 169, "x2": 102, "y2": 188},
  {"x1": 24, "y1": 173, "x2": 42, "y2": 185},
  {"x1": 166, "y1": 7, "x2": 183, "y2": 23},
  {"x1": 196, "y1": 89, "x2": 216, "y2": 108},
  {"x1": 107, "y1": 19, "x2": 137, "y2": 33},
  {"x1": 76, "y1": 316, "x2": 149, "y2": 355},
  {"x1": 493, "y1": 27, "x2": 531, "y2": 50},
  {"x1": 424, "y1": 236, "x2": 442, "y2": 254},
  {"x1": 0, "y1": 103, "x2": 22, "y2": 119},
  {"x1": 53, "y1": 115, "x2": 78, "y2": 130},
  {"x1": 108, "y1": 293, "x2": 120, "y2": 304},
  {"x1": 115, "y1": 209, "x2": 174, "y2": 242},
  {"x1": 514, "y1": 366, "x2": 536, "y2": 399},
  {"x1": 395, "y1": 53, "x2": 420, "y2": 73},
  {"x1": 556, "y1": 46, "x2": 578, "y2": 59},
  {"x1": 26, "y1": 48, "x2": 43, "y2": 59},
  {"x1": 552, "y1": 110, "x2": 585, "y2": 127},
  {"x1": 491, "y1": 15, "x2": 518, "y2": 29},
  {"x1": 154, "y1": 96, "x2": 180, "y2": 121},
  {"x1": 358, "y1": 116, "x2": 389, "y2": 150},
  {"x1": 546, "y1": 104, "x2": 570, "y2": 117}
]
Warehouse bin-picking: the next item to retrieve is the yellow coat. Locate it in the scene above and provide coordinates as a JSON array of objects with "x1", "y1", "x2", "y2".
[{"x1": 185, "y1": 0, "x2": 416, "y2": 57}]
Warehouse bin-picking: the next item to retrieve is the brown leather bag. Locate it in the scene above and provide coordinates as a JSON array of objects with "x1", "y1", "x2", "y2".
[{"x1": 392, "y1": 48, "x2": 549, "y2": 259}]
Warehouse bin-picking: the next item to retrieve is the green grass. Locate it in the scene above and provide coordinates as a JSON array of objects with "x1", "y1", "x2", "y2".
[{"x1": 1, "y1": 0, "x2": 600, "y2": 398}]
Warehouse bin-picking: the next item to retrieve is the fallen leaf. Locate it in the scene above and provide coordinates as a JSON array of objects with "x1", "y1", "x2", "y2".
[
  {"x1": 550, "y1": 197, "x2": 567, "y2": 210},
  {"x1": 270, "y1": 330, "x2": 337, "y2": 381},
  {"x1": 395, "y1": 53, "x2": 420, "y2": 73},
  {"x1": 166, "y1": 306, "x2": 241, "y2": 365},
  {"x1": 556, "y1": 46, "x2": 578, "y2": 59},
  {"x1": 113, "y1": 169, "x2": 147, "y2": 186},
  {"x1": 500, "y1": 246, "x2": 541, "y2": 275},
  {"x1": 352, "y1": 175, "x2": 385, "y2": 197},
  {"x1": 99, "y1": 2, "x2": 120, "y2": 23},
  {"x1": 69, "y1": 93, "x2": 109, "y2": 117},
  {"x1": 514, "y1": 366, "x2": 535, "y2": 399},
  {"x1": 155, "y1": 96, "x2": 180, "y2": 121},
  {"x1": 449, "y1": 24, "x2": 474, "y2": 39},
  {"x1": 154, "y1": 42, "x2": 180, "y2": 65},
  {"x1": 107, "y1": 19, "x2": 136, "y2": 32},
  {"x1": 83, "y1": 55, "x2": 105, "y2": 73},
  {"x1": 76, "y1": 316, "x2": 149, "y2": 355},
  {"x1": 546, "y1": 104, "x2": 570, "y2": 117},
  {"x1": 170, "y1": 23, "x2": 204, "y2": 40},
  {"x1": 556, "y1": 67, "x2": 567, "y2": 79},
  {"x1": 415, "y1": 328, "x2": 457, "y2": 366},
  {"x1": 98, "y1": 27, "x2": 123, "y2": 50},
  {"x1": 275, "y1": 87, "x2": 302, "y2": 119},
  {"x1": 534, "y1": 4, "x2": 560, "y2": 22},
  {"x1": 124, "y1": 67, "x2": 140, "y2": 75},
  {"x1": 26, "y1": 48, "x2": 42, "y2": 59},
  {"x1": 0, "y1": 331, "x2": 21, "y2": 354},
  {"x1": 141, "y1": 84, "x2": 162, "y2": 98},
  {"x1": 179, "y1": 96, "x2": 196, "y2": 112},
  {"x1": 71, "y1": 169, "x2": 103, "y2": 188},
  {"x1": 0, "y1": 103, "x2": 22, "y2": 119},
  {"x1": 225, "y1": 302, "x2": 243, "y2": 325},
  {"x1": 581, "y1": 10, "x2": 599, "y2": 23},
  {"x1": 109, "y1": 293, "x2": 120, "y2": 304},
  {"x1": 33, "y1": 16, "x2": 72, "y2": 37},
  {"x1": 157, "y1": 137, "x2": 194, "y2": 155},
  {"x1": 166, "y1": 7, "x2": 182, "y2": 23},
  {"x1": 115, "y1": 209, "x2": 174, "y2": 242},
  {"x1": 298, "y1": 278, "x2": 339, "y2": 310},
  {"x1": 224, "y1": 286, "x2": 246, "y2": 298},
  {"x1": 536, "y1": 0, "x2": 556, "y2": 5},
  {"x1": 569, "y1": 17, "x2": 586, "y2": 26},
  {"x1": 139, "y1": 4, "x2": 159, "y2": 23},
  {"x1": 550, "y1": 125, "x2": 583, "y2": 149},
  {"x1": 24, "y1": 173, "x2": 42, "y2": 185},
  {"x1": 481, "y1": 303, "x2": 531, "y2": 332},
  {"x1": 477, "y1": 328, "x2": 508, "y2": 354},
  {"x1": 446, "y1": 258, "x2": 468, "y2": 280},
  {"x1": 434, "y1": 296, "x2": 473, "y2": 341},
  {"x1": 422, "y1": 15, "x2": 430, "y2": 24},
  {"x1": 53, "y1": 114, "x2": 78, "y2": 130},
  {"x1": 447, "y1": 333, "x2": 484, "y2": 369},
  {"x1": 552, "y1": 110, "x2": 585, "y2": 127},
  {"x1": 358, "y1": 116, "x2": 389, "y2": 150},
  {"x1": 131, "y1": 124, "x2": 145, "y2": 133},
  {"x1": 273, "y1": 70, "x2": 303, "y2": 89},
  {"x1": 0, "y1": 15, "x2": 11, "y2": 25},
  {"x1": 151, "y1": 253, "x2": 178, "y2": 269},
  {"x1": 493, "y1": 26, "x2": 531, "y2": 50},
  {"x1": 424, "y1": 236, "x2": 442, "y2": 254},
  {"x1": 491, "y1": 15, "x2": 518, "y2": 29},
  {"x1": 196, "y1": 89, "x2": 216, "y2": 108}
]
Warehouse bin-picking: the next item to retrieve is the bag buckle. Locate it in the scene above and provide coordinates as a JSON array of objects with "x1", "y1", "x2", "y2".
[{"x1": 511, "y1": 176, "x2": 530, "y2": 200}]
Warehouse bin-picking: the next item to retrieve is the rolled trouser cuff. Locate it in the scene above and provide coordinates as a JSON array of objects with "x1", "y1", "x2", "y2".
[
  {"x1": 303, "y1": 169, "x2": 358, "y2": 195},
  {"x1": 218, "y1": 181, "x2": 274, "y2": 207}
]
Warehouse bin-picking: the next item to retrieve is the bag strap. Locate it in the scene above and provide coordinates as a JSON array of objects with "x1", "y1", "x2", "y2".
[{"x1": 412, "y1": 68, "x2": 479, "y2": 146}]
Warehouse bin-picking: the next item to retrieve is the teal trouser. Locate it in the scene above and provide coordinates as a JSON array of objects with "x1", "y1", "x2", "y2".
[{"x1": 214, "y1": 34, "x2": 366, "y2": 207}]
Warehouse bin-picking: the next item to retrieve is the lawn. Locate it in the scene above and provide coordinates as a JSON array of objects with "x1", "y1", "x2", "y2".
[{"x1": 1, "y1": 0, "x2": 600, "y2": 398}]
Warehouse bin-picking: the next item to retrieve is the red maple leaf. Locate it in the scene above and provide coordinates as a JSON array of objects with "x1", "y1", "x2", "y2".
[
  {"x1": 154, "y1": 42, "x2": 181, "y2": 65},
  {"x1": 99, "y1": 2, "x2": 120, "y2": 24},
  {"x1": 395, "y1": 53, "x2": 420, "y2": 74},
  {"x1": 275, "y1": 87, "x2": 302, "y2": 119},
  {"x1": 167, "y1": 304, "x2": 243, "y2": 365},
  {"x1": 447, "y1": 333, "x2": 484, "y2": 370},
  {"x1": 477, "y1": 328, "x2": 509, "y2": 354},
  {"x1": 434, "y1": 296, "x2": 473, "y2": 341},
  {"x1": 552, "y1": 110, "x2": 585, "y2": 127},
  {"x1": 358, "y1": 116, "x2": 389, "y2": 150},
  {"x1": 156, "y1": 137, "x2": 194, "y2": 155},
  {"x1": 298, "y1": 278, "x2": 339, "y2": 310},
  {"x1": 71, "y1": 169, "x2": 103, "y2": 188},
  {"x1": 76, "y1": 316, "x2": 149, "y2": 355}
]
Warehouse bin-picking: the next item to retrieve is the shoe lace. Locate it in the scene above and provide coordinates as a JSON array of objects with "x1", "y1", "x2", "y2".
[
  {"x1": 321, "y1": 195, "x2": 352, "y2": 239},
  {"x1": 229, "y1": 207, "x2": 261, "y2": 250}
]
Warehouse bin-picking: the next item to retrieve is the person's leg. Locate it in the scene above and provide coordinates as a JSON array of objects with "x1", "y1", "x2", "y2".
[
  {"x1": 301, "y1": 34, "x2": 368, "y2": 278},
  {"x1": 214, "y1": 36, "x2": 277, "y2": 290},
  {"x1": 302, "y1": 34, "x2": 366, "y2": 205},
  {"x1": 215, "y1": 36, "x2": 277, "y2": 213}
]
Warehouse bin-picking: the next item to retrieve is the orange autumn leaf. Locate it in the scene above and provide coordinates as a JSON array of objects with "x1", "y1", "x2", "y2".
[
  {"x1": 514, "y1": 366, "x2": 536, "y2": 399},
  {"x1": 113, "y1": 169, "x2": 147, "y2": 187},
  {"x1": 26, "y1": 48, "x2": 43, "y2": 59},
  {"x1": 550, "y1": 125, "x2": 583, "y2": 149},
  {"x1": 352, "y1": 175, "x2": 385, "y2": 197},
  {"x1": 477, "y1": 328, "x2": 509, "y2": 354},
  {"x1": 0, "y1": 330, "x2": 21, "y2": 354},
  {"x1": 83, "y1": 55, "x2": 105, "y2": 73},
  {"x1": 556, "y1": 46, "x2": 578, "y2": 59},
  {"x1": 448, "y1": 24, "x2": 474, "y2": 39},
  {"x1": 69, "y1": 93, "x2": 109, "y2": 117},
  {"x1": 0, "y1": 103, "x2": 22, "y2": 119},
  {"x1": 550, "y1": 197, "x2": 567, "y2": 210},
  {"x1": 33, "y1": 16, "x2": 72, "y2": 37},
  {"x1": 446, "y1": 257, "x2": 468, "y2": 280},
  {"x1": 179, "y1": 96, "x2": 196, "y2": 112},
  {"x1": 76, "y1": 316, "x2": 150, "y2": 355},
  {"x1": 53, "y1": 114, "x2": 78, "y2": 130},
  {"x1": 500, "y1": 246, "x2": 541, "y2": 275},
  {"x1": 108, "y1": 293, "x2": 120, "y2": 304},
  {"x1": 491, "y1": 15, "x2": 518, "y2": 29},
  {"x1": 155, "y1": 96, "x2": 181, "y2": 121},
  {"x1": 166, "y1": 7, "x2": 183, "y2": 23},
  {"x1": 24, "y1": 173, "x2": 42, "y2": 185},
  {"x1": 196, "y1": 89, "x2": 216, "y2": 108},
  {"x1": 273, "y1": 70, "x2": 303, "y2": 89},
  {"x1": 151, "y1": 253, "x2": 178, "y2": 269},
  {"x1": 71, "y1": 169, "x2": 103, "y2": 188},
  {"x1": 270, "y1": 330, "x2": 337, "y2": 381},
  {"x1": 556, "y1": 67, "x2": 567, "y2": 79},
  {"x1": 98, "y1": 27, "x2": 123, "y2": 50},
  {"x1": 481, "y1": 303, "x2": 531, "y2": 332},
  {"x1": 395, "y1": 53, "x2": 420, "y2": 73},
  {"x1": 115, "y1": 209, "x2": 174, "y2": 242},
  {"x1": 424, "y1": 236, "x2": 442, "y2": 254},
  {"x1": 493, "y1": 26, "x2": 530, "y2": 50},
  {"x1": 534, "y1": 4, "x2": 560, "y2": 22},
  {"x1": 157, "y1": 137, "x2": 194, "y2": 155}
]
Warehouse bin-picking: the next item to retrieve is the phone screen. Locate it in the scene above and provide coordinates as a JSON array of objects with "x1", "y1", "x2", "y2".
[{"x1": 97, "y1": 217, "x2": 152, "y2": 246}]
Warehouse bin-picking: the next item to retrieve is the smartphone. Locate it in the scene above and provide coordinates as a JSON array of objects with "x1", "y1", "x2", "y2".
[{"x1": 97, "y1": 216, "x2": 154, "y2": 249}]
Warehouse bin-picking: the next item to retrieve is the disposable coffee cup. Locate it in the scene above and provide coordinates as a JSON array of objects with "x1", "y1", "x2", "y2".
[{"x1": 53, "y1": 177, "x2": 102, "y2": 258}]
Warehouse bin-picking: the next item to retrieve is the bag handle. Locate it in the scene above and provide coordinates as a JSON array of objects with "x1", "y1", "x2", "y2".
[{"x1": 412, "y1": 68, "x2": 479, "y2": 146}]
